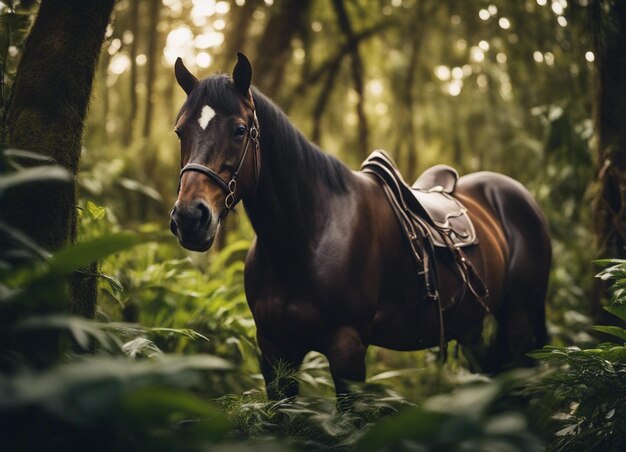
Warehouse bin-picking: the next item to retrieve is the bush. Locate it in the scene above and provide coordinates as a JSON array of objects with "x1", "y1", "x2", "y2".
[{"x1": 528, "y1": 259, "x2": 626, "y2": 451}]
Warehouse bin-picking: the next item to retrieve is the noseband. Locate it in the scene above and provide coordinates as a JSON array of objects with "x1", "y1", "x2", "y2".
[{"x1": 177, "y1": 109, "x2": 260, "y2": 211}]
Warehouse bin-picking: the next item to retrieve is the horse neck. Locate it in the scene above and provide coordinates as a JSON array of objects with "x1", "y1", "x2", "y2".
[{"x1": 242, "y1": 90, "x2": 350, "y2": 267}]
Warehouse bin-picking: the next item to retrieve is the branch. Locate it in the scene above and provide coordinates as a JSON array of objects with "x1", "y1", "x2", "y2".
[
  {"x1": 289, "y1": 20, "x2": 393, "y2": 97},
  {"x1": 332, "y1": 0, "x2": 368, "y2": 155}
]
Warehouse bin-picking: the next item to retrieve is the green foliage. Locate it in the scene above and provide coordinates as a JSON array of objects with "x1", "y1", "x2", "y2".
[
  {"x1": 0, "y1": 161, "x2": 236, "y2": 450},
  {"x1": 359, "y1": 371, "x2": 543, "y2": 451},
  {"x1": 528, "y1": 259, "x2": 626, "y2": 451}
]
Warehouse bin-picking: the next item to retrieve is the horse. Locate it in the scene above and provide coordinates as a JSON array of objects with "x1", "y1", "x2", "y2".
[{"x1": 169, "y1": 53, "x2": 551, "y2": 400}]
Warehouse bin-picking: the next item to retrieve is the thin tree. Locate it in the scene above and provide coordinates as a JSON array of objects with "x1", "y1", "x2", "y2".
[
  {"x1": 253, "y1": 0, "x2": 311, "y2": 100},
  {"x1": 591, "y1": 0, "x2": 626, "y2": 319},
  {"x1": 332, "y1": 0, "x2": 368, "y2": 159},
  {"x1": 123, "y1": 0, "x2": 140, "y2": 146},
  {"x1": 142, "y1": 0, "x2": 161, "y2": 140}
]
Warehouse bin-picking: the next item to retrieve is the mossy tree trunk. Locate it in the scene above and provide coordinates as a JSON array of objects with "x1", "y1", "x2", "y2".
[{"x1": 1, "y1": 0, "x2": 115, "y2": 317}]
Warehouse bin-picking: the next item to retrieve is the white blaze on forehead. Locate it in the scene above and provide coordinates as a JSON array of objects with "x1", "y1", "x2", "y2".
[{"x1": 198, "y1": 105, "x2": 216, "y2": 130}]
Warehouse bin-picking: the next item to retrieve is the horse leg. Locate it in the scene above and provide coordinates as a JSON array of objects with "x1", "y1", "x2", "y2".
[
  {"x1": 324, "y1": 326, "x2": 367, "y2": 406},
  {"x1": 258, "y1": 335, "x2": 304, "y2": 400},
  {"x1": 489, "y1": 254, "x2": 550, "y2": 372}
]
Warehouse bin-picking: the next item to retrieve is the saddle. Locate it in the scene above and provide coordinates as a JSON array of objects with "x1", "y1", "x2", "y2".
[
  {"x1": 361, "y1": 150, "x2": 489, "y2": 361},
  {"x1": 361, "y1": 150, "x2": 477, "y2": 248}
]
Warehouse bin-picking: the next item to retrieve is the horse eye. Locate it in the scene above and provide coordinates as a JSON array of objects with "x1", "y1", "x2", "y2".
[{"x1": 233, "y1": 124, "x2": 246, "y2": 138}]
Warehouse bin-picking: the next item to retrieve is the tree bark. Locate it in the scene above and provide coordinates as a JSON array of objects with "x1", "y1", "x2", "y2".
[
  {"x1": 591, "y1": 0, "x2": 626, "y2": 318},
  {"x1": 218, "y1": 0, "x2": 261, "y2": 69},
  {"x1": 332, "y1": 0, "x2": 368, "y2": 159},
  {"x1": 123, "y1": 0, "x2": 140, "y2": 146},
  {"x1": 402, "y1": 1, "x2": 434, "y2": 176},
  {"x1": 253, "y1": 0, "x2": 311, "y2": 100},
  {"x1": 312, "y1": 57, "x2": 343, "y2": 144},
  {"x1": 1, "y1": 0, "x2": 115, "y2": 317},
  {"x1": 142, "y1": 0, "x2": 160, "y2": 139},
  {"x1": 592, "y1": 0, "x2": 626, "y2": 258}
]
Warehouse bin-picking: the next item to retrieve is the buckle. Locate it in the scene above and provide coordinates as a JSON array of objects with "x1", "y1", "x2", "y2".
[
  {"x1": 225, "y1": 192, "x2": 235, "y2": 209},
  {"x1": 225, "y1": 179, "x2": 237, "y2": 210}
]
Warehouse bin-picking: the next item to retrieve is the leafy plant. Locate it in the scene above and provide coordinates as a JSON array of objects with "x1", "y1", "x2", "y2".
[
  {"x1": 0, "y1": 155, "x2": 236, "y2": 450},
  {"x1": 528, "y1": 259, "x2": 626, "y2": 451},
  {"x1": 358, "y1": 370, "x2": 543, "y2": 451}
]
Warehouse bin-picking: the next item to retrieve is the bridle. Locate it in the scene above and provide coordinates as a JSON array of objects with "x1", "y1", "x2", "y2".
[{"x1": 177, "y1": 107, "x2": 261, "y2": 211}]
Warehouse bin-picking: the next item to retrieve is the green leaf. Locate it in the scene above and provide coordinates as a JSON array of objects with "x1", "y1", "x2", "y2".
[
  {"x1": 85, "y1": 200, "x2": 106, "y2": 220},
  {"x1": 593, "y1": 259, "x2": 626, "y2": 266},
  {"x1": 1, "y1": 148, "x2": 58, "y2": 165},
  {"x1": 527, "y1": 347, "x2": 558, "y2": 359},
  {"x1": 0, "y1": 220, "x2": 50, "y2": 263},
  {"x1": 0, "y1": 165, "x2": 71, "y2": 196},
  {"x1": 357, "y1": 406, "x2": 448, "y2": 450},
  {"x1": 14, "y1": 315, "x2": 123, "y2": 352},
  {"x1": 47, "y1": 232, "x2": 165, "y2": 276},
  {"x1": 118, "y1": 178, "x2": 163, "y2": 202},
  {"x1": 368, "y1": 368, "x2": 425, "y2": 382},
  {"x1": 592, "y1": 325, "x2": 626, "y2": 342},
  {"x1": 122, "y1": 337, "x2": 163, "y2": 358},
  {"x1": 120, "y1": 387, "x2": 231, "y2": 441},
  {"x1": 604, "y1": 304, "x2": 626, "y2": 323}
]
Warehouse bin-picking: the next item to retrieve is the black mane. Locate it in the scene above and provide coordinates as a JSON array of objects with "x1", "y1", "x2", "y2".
[
  {"x1": 250, "y1": 86, "x2": 349, "y2": 194},
  {"x1": 180, "y1": 74, "x2": 350, "y2": 194}
]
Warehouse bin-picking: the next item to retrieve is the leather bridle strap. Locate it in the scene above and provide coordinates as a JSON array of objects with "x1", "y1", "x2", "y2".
[{"x1": 177, "y1": 110, "x2": 260, "y2": 211}]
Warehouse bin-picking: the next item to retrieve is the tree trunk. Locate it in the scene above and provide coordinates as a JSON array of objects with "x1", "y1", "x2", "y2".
[
  {"x1": 142, "y1": 0, "x2": 160, "y2": 139},
  {"x1": 123, "y1": 0, "x2": 140, "y2": 146},
  {"x1": 592, "y1": 0, "x2": 626, "y2": 258},
  {"x1": 403, "y1": 1, "x2": 434, "y2": 176},
  {"x1": 218, "y1": 0, "x2": 261, "y2": 69},
  {"x1": 253, "y1": 0, "x2": 311, "y2": 100},
  {"x1": 1, "y1": 0, "x2": 115, "y2": 317},
  {"x1": 591, "y1": 0, "x2": 626, "y2": 318},
  {"x1": 332, "y1": 0, "x2": 368, "y2": 159}
]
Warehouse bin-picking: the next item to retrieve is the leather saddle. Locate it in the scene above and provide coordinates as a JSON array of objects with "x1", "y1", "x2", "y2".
[
  {"x1": 360, "y1": 150, "x2": 488, "y2": 360},
  {"x1": 360, "y1": 150, "x2": 477, "y2": 248}
]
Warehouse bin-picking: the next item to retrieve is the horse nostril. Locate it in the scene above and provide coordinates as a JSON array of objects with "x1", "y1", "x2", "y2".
[
  {"x1": 195, "y1": 200, "x2": 212, "y2": 229},
  {"x1": 170, "y1": 206, "x2": 179, "y2": 235},
  {"x1": 170, "y1": 218, "x2": 178, "y2": 235},
  {"x1": 170, "y1": 200, "x2": 212, "y2": 235}
]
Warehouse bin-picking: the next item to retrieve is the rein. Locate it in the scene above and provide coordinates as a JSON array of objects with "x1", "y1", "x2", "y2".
[{"x1": 177, "y1": 109, "x2": 261, "y2": 211}]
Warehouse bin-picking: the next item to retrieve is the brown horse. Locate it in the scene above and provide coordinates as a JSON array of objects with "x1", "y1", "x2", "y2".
[{"x1": 169, "y1": 53, "x2": 551, "y2": 399}]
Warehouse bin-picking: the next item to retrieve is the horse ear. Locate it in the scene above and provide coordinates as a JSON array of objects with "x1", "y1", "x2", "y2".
[
  {"x1": 175, "y1": 57, "x2": 198, "y2": 95},
  {"x1": 233, "y1": 51, "x2": 252, "y2": 98}
]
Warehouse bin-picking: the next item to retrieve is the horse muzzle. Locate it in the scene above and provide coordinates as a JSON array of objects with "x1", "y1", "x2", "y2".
[{"x1": 169, "y1": 199, "x2": 217, "y2": 252}]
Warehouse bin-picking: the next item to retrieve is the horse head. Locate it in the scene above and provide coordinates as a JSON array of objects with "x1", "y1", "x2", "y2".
[{"x1": 169, "y1": 52, "x2": 260, "y2": 251}]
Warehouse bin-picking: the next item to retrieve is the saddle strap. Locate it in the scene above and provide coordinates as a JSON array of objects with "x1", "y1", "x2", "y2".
[
  {"x1": 442, "y1": 233, "x2": 491, "y2": 313},
  {"x1": 371, "y1": 172, "x2": 448, "y2": 362},
  {"x1": 365, "y1": 164, "x2": 491, "y2": 363}
]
